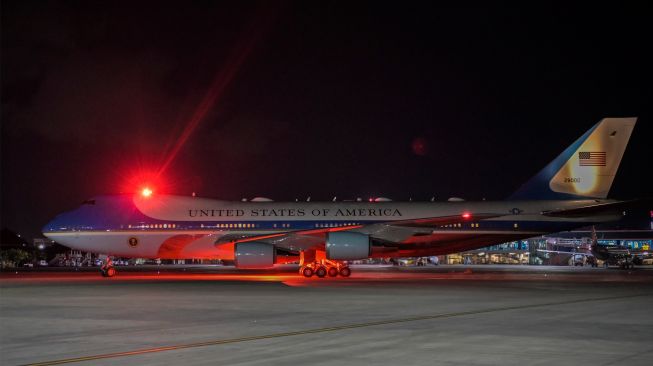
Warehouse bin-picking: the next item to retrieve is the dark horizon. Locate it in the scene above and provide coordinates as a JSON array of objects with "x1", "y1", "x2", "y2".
[{"x1": 2, "y1": 2, "x2": 652, "y2": 241}]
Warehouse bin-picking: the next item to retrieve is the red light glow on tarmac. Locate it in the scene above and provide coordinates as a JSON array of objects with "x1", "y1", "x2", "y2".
[
  {"x1": 2, "y1": 267, "x2": 650, "y2": 288},
  {"x1": 0, "y1": 271, "x2": 300, "y2": 284}
]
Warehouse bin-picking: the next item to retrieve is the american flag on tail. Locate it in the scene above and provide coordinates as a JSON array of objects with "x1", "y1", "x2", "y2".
[{"x1": 578, "y1": 151, "x2": 606, "y2": 166}]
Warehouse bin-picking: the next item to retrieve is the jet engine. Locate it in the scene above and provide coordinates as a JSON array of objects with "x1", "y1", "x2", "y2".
[
  {"x1": 326, "y1": 232, "x2": 371, "y2": 260},
  {"x1": 234, "y1": 242, "x2": 275, "y2": 269}
]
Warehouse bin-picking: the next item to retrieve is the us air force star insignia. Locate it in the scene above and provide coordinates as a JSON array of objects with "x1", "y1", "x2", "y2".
[{"x1": 128, "y1": 237, "x2": 139, "y2": 247}]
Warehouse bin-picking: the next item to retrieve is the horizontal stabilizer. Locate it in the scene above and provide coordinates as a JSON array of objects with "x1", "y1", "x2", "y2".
[{"x1": 541, "y1": 199, "x2": 649, "y2": 218}]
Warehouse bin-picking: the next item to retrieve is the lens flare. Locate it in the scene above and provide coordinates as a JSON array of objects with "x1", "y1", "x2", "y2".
[{"x1": 156, "y1": 4, "x2": 279, "y2": 179}]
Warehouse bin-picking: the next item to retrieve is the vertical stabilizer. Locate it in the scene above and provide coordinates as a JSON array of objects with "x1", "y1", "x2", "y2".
[{"x1": 510, "y1": 117, "x2": 637, "y2": 200}]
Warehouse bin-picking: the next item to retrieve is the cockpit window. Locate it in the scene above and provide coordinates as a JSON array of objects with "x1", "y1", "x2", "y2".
[{"x1": 82, "y1": 199, "x2": 96, "y2": 205}]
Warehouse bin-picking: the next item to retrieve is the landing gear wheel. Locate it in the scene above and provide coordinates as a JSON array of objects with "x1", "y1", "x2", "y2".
[
  {"x1": 327, "y1": 267, "x2": 339, "y2": 277},
  {"x1": 339, "y1": 266, "x2": 351, "y2": 277},
  {"x1": 315, "y1": 266, "x2": 327, "y2": 278},
  {"x1": 101, "y1": 267, "x2": 116, "y2": 277},
  {"x1": 301, "y1": 266, "x2": 314, "y2": 278},
  {"x1": 106, "y1": 267, "x2": 116, "y2": 277}
]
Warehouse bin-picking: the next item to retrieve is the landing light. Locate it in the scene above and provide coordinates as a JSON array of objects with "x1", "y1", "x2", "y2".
[{"x1": 141, "y1": 188, "x2": 153, "y2": 197}]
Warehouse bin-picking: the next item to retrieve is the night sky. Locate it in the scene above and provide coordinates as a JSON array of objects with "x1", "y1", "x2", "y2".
[{"x1": 2, "y1": 2, "x2": 652, "y2": 241}]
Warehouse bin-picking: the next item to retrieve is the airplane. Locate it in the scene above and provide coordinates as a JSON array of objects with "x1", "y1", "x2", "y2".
[
  {"x1": 536, "y1": 227, "x2": 652, "y2": 269},
  {"x1": 43, "y1": 117, "x2": 640, "y2": 278},
  {"x1": 588, "y1": 227, "x2": 648, "y2": 269}
]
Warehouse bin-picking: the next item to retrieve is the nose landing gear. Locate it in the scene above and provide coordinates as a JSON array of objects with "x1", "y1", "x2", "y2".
[
  {"x1": 299, "y1": 259, "x2": 351, "y2": 278},
  {"x1": 101, "y1": 267, "x2": 116, "y2": 277},
  {"x1": 100, "y1": 257, "x2": 116, "y2": 277}
]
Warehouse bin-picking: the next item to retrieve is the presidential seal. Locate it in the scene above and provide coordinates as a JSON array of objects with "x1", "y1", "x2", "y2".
[{"x1": 128, "y1": 237, "x2": 139, "y2": 248}]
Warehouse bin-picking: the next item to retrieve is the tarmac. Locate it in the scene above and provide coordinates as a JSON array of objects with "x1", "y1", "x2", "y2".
[{"x1": 1, "y1": 264, "x2": 652, "y2": 366}]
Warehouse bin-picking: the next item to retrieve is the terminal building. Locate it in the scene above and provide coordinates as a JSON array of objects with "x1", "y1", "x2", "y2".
[
  {"x1": 443, "y1": 233, "x2": 651, "y2": 265},
  {"x1": 444, "y1": 213, "x2": 653, "y2": 265}
]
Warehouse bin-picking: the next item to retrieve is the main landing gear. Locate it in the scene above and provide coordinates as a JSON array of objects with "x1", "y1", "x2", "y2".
[{"x1": 300, "y1": 260, "x2": 351, "y2": 278}]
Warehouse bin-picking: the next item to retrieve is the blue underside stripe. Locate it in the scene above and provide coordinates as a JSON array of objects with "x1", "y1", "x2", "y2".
[{"x1": 46, "y1": 219, "x2": 590, "y2": 233}]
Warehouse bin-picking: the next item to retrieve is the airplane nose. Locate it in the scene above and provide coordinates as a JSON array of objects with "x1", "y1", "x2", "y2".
[
  {"x1": 42, "y1": 213, "x2": 70, "y2": 235},
  {"x1": 41, "y1": 213, "x2": 77, "y2": 248},
  {"x1": 42, "y1": 218, "x2": 57, "y2": 236}
]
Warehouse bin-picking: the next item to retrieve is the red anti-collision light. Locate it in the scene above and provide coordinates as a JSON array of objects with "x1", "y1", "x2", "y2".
[
  {"x1": 462, "y1": 212, "x2": 471, "y2": 219},
  {"x1": 141, "y1": 188, "x2": 153, "y2": 197}
]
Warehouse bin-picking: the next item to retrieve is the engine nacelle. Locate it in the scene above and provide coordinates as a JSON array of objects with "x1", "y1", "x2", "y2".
[
  {"x1": 234, "y1": 242, "x2": 276, "y2": 269},
  {"x1": 326, "y1": 232, "x2": 371, "y2": 260}
]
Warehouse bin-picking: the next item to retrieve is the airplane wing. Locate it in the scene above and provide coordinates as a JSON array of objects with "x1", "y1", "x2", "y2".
[
  {"x1": 217, "y1": 213, "x2": 506, "y2": 252},
  {"x1": 223, "y1": 226, "x2": 359, "y2": 252}
]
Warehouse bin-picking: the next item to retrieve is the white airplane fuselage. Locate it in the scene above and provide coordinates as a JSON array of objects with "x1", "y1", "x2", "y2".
[{"x1": 43, "y1": 194, "x2": 621, "y2": 260}]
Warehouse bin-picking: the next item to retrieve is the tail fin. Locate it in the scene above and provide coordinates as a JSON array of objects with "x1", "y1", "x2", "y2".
[{"x1": 510, "y1": 117, "x2": 637, "y2": 200}]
